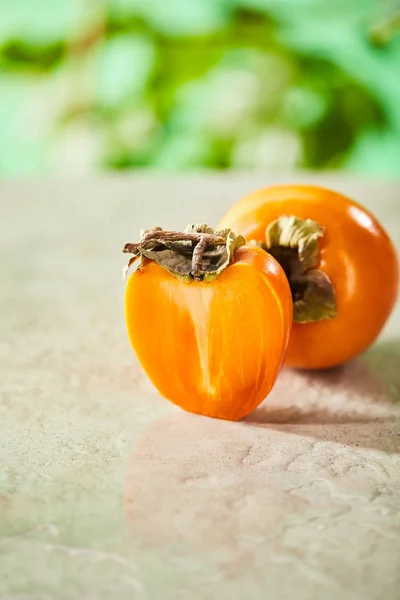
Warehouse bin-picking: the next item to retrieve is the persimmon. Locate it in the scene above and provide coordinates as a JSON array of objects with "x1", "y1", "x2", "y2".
[
  {"x1": 123, "y1": 225, "x2": 292, "y2": 420},
  {"x1": 219, "y1": 184, "x2": 399, "y2": 369}
]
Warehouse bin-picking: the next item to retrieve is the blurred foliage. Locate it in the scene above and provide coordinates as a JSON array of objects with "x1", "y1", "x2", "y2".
[{"x1": 0, "y1": 0, "x2": 399, "y2": 175}]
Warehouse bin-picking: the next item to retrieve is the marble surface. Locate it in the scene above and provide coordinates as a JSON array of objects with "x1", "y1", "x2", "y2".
[{"x1": 1, "y1": 174, "x2": 400, "y2": 600}]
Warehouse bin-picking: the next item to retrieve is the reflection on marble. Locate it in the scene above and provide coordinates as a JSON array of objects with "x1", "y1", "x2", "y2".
[
  {"x1": 124, "y1": 348, "x2": 400, "y2": 599},
  {"x1": 0, "y1": 176, "x2": 399, "y2": 599}
]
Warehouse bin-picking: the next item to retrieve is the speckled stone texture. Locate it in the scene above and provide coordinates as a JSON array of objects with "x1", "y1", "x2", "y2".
[{"x1": 1, "y1": 175, "x2": 399, "y2": 600}]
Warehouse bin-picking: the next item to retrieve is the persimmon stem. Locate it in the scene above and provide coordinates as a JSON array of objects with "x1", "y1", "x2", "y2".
[
  {"x1": 264, "y1": 216, "x2": 337, "y2": 323},
  {"x1": 192, "y1": 236, "x2": 208, "y2": 277},
  {"x1": 122, "y1": 228, "x2": 226, "y2": 256},
  {"x1": 123, "y1": 225, "x2": 246, "y2": 283}
]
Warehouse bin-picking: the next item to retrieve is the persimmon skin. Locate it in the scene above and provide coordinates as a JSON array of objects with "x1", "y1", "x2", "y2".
[
  {"x1": 125, "y1": 245, "x2": 292, "y2": 420},
  {"x1": 219, "y1": 185, "x2": 399, "y2": 369}
]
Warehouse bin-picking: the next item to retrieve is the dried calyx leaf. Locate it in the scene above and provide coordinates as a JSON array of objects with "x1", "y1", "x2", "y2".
[
  {"x1": 123, "y1": 224, "x2": 245, "y2": 283},
  {"x1": 265, "y1": 216, "x2": 337, "y2": 323}
]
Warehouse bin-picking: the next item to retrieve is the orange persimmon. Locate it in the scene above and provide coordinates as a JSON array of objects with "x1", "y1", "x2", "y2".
[
  {"x1": 219, "y1": 185, "x2": 399, "y2": 369},
  {"x1": 123, "y1": 225, "x2": 292, "y2": 420}
]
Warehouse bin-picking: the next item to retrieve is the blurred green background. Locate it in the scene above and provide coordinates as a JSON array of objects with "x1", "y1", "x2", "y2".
[{"x1": 1, "y1": 0, "x2": 399, "y2": 176}]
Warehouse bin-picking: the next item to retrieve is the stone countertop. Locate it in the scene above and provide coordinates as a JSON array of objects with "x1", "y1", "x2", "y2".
[{"x1": 1, "y1": 174, "x2": 399, "y2": 600}]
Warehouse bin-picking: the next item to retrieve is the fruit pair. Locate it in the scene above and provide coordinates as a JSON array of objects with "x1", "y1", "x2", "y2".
[{"x1": 123, "y1": 185, "x2": 398, "y2": 421}]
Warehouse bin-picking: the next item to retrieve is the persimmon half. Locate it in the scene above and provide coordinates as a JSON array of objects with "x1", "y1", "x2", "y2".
[
  {"x1": 219, "y1": 185, "x2": 399, "y2": 369},
  {"x1": 123, "y1": 225, "x2": 292, "y2": 420}
]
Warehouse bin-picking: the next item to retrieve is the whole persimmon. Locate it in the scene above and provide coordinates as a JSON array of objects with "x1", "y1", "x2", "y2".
[
  {"x1": 219, "y1": 185, "x2": 399, "y2": 369},
  {"x1": 123, "y1": 225, "x2": 292, "y2": 420}
]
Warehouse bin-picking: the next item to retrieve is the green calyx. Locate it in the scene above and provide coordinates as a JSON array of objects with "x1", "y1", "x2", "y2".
[
  {"x1": 265, "y1": 216, "x2": 337, "y2": 323},
  {"x1": 123, "y1": 224, "x2": 245, "y2": 283}
]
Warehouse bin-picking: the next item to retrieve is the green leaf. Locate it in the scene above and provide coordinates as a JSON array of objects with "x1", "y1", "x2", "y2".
[{"x1": 97, "y1": 34, "x2": 155, "y2": 109}]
